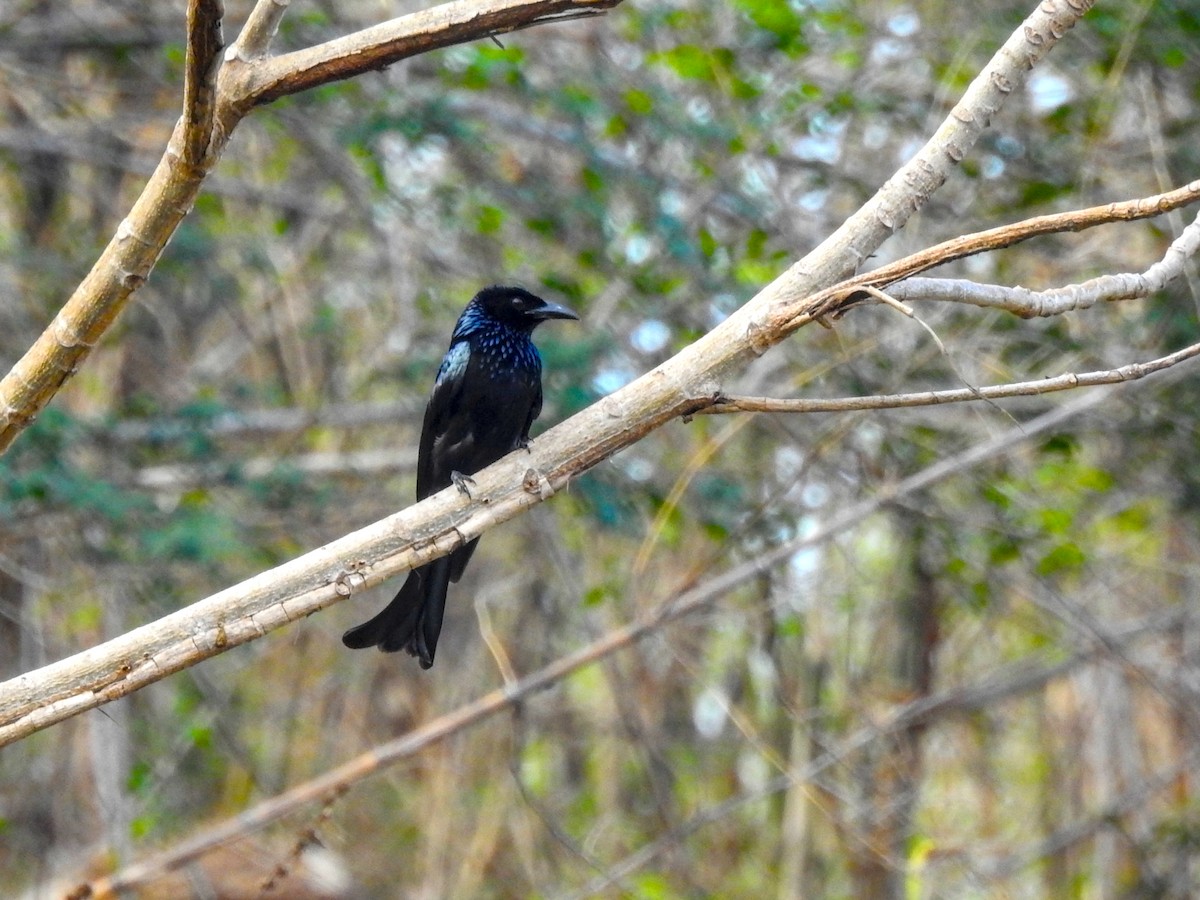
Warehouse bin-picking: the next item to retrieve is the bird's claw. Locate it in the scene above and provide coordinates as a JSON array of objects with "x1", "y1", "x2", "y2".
[{"x1": 451, "y1": 471, "x2": 477, "y2": 497}]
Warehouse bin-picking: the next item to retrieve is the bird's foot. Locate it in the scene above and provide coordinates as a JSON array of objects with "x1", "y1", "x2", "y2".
[{"x1": 451, "y1": 471, "x2": 477, "y2": 497}]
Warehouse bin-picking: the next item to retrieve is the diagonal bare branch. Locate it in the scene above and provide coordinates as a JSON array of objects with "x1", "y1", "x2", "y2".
[{"x1": 0, "y1": 12, "x2": 232, "y2": 452}]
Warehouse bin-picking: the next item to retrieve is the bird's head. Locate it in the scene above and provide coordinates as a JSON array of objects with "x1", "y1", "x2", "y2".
[{"x1": 471, "y1": 285, "x2": 580, "y2": 333}]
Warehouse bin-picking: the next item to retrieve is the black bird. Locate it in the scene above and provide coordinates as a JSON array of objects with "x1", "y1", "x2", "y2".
[{"x1": 342, "y1": 286, "x2": 578, "y2": 668}]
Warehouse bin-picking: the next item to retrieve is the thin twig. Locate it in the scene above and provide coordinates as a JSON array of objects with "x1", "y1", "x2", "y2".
[
  {"x1": 866, "y1": 282, "x2": 955, "y2": 364},
  {"x1": 696, "y1": 341, "x2": 1200, "y2": 415},
  {"x1": 230, "y1": 0, "x2": 290, "y2": 60},
  {"x1": 127, "y1": 448, "x2": 417, "y2": 492},
  {"x1": 104, "y1": 400, "x2": 421, "y2": 444},
  {"x1": 862, "y1": 285, "x2": 914, "y2": 317},
  {"x1": 981, "y1": 764, "x2": 1187, "y2": 882}
]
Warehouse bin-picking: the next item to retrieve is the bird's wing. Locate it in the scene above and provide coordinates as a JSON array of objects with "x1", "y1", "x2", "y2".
[
  {"x1": 416, "y1": 341, "x2": 471, "y2": 500},
  {"x1": 520, "y1": 380, "x2": 544, "y2": 445}
]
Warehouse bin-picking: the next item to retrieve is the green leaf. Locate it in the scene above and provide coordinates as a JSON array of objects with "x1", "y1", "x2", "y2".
[
  {"x1": 981, "y1": 483, "x2": 1012, "y2": 510},
  {"x1": 1038, "y1": 508, "x2": 1073, "y2": 534},
  {"x1": 736, "y1": 0, "x2": 806, "y2": 53},
  {"x1": 735, "y1": 257, "x2": 786, "y2": 285},
  {"x1": 558, "y1": 83, "x2": 598, "y2": 115},
  {"x1": 745, "y1": 228, "x2": 769, "y2": 259},
  {"x1": 1111, "y1": 502, "x2": 1151, "y2": 533},
  {"x1": 652, "y1": 44, "x2": 718, "y2": 81},
  {"x1": 583, "y1": 585, "x2": 608, "y2": 607},
  {"x1": 624, "y1": 88, "x2": 654, "y2": 115},
  {"x1": 525, "y1": 216, "x2": 560, "y2": 236},
  {"x1": 987, "y1": 539, "x2": 1020, "y2": 565},
  {"x1": 476, "y1": 204, "x2": 505, "y2": 234},
  {"x1": 130, "y1": 816, "x2": 157, "y2": 840},
  {"x1": 633, "y1": 873, "x2": 674, "y2": 899},
  {"x1": 580, "y1": 166, "x2": 604, "y2": 193},
  {"x1": 775, "y1": 615, "x2": 804, "y2": 638},
  {"x1": 605, "y1": 114, "x2": 628, "y2": 137},
  {"x1": 1037, "y1": 542, "x2": 1086, "y2": 575},
  {"x1": 459, "y1": 44, "x2": 526, "y2": 89},
  {"x1": 127, "y1": 761, "x2": 153, "y2": 793},
  {"x1": 189, "y1": 725, "x2": 214, "y2": 750},
  {"x1": 1076, "y1": 467, "x2": 1115, "y2": 493},
  {"x1": 1021, "y1": 180, "x2": 1073, "y2": 206}
]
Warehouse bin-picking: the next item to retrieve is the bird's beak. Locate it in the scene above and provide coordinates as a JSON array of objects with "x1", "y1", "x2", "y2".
[{"x1": 531, "y1": 301, "x2": 580, "y2": 322}]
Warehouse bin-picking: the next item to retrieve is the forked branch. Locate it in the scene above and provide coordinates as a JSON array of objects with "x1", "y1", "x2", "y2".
[{"x1": 0, "y1": 0, "x2": 623, "y2": 455}]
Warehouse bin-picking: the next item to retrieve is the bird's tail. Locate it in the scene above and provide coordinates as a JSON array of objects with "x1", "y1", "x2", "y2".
[{"x1": 341, "y1": 558, "x2": 452, "y2": 669}]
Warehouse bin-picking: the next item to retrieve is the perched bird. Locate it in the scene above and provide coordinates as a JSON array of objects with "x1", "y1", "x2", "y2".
[{"x1": 342, "y1": 286, "x2": 579, "y2": 668}]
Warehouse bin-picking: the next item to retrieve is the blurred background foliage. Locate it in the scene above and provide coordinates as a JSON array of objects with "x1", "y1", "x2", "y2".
[{"x1": 2, "y1": 0, "x2": 1200, "y2": 897}]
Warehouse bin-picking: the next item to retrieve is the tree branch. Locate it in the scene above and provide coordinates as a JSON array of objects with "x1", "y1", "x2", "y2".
[
  {"x1": 230, "y1": 0, "x2": 290, "y2": 60},
  {"x1": 695, "y1": 342, "x2": 1200, "y2": 415},
  {"x1": 0, "y1": 0, "x2": 1095, "y2": 746},
  {"x1": 0, "y1": 4, "x2": 233, "y2": 454},
  {"x1": 181, "y1": 0, "x2": 224, "y2": 167},
  {"x1": 231, "y1": 0, "x2": 622, "y2": 107}
]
